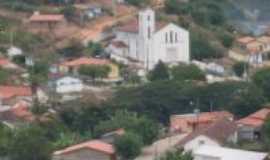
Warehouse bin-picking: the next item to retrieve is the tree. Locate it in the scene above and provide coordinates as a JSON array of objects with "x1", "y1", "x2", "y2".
[
  {"x1": 28, "y1": 61, "x2": 49, "y2": 85},
  {"x1": 252, "y1": 67, "x2": 270, "y2": 100},
  {"x1": 159, "y1": 149, "x2": 193, "y2": 160},
  {"x1": 85, "y1": 41, "x2": 104, "y2": 57},
  {"x1": 148, "y1": 61, "x2": 170, "y2": 81},
  {"x1": 114, "y1": 132, "x2": 143, "y2": 160},
  {"x1": 233, "y1": 62, "x2": 248, "y2": 77},
  {"x1": 0, "y1": 68, "x2": 9, "y2": 84},
  {"x1": 9, "y1": 126, "x2": 52, "y2": 160},
  {"x1": 171, "y1": 64, "x2": 205, "y2": 82},
  {"x1": 61, "y1": 5, "x2": 76, "y2": 20},
  {"x1": 0, "y1": 124, "x2": 12, "y2": 157},
  {"x1": 78, "y1": 65, "x2": 111, "y2": 82},
  {"x1": 262, "y1": 118, "x2": 270, "y2": 149},
  {"x1": 218, "y1": 32, "x2": 234, "y2": 48}
]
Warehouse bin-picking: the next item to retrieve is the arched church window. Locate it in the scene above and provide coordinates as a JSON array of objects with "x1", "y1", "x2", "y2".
[
  {"x1": 170, "y1": 31, "x2": 173, "y2": 43},
  {"x1": 148, "y1": 27, "x2": 151, "y2": 39},
  {"x1": 175, "y1": 33, "x2": 178, "y2": 43},
  {"x1": 165, "y1": 33, "x2": 168, "y2": 43}
]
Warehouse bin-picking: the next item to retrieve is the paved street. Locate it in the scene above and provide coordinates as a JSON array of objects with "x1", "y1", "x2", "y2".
[{"x1": 135, "y1": 134, "x2": 187, "y2": 160}]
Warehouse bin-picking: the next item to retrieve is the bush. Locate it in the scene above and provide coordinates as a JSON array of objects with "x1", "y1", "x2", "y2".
[
  {"x1": 148, "y1": 61, "x2": 170, "y2": 81},
  {"x1": 114, "y1": 132, "x2": 143, "y2": 160},
  {"x1": 233, "y1": 62, "x2": 248, "y2": 77},
  {"x1": 171, "y1": 64, "x2": 205, "y2": 81}
]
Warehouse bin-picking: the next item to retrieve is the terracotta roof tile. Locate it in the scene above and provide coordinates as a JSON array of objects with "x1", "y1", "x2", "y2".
[
  {"x1": 54, "y1": 140, "x2": 115, "y2": 156},
  {"x1": 30, "y1": 14, "x2": 65, "y2": 22},
  {"x1": 0, "y1": 86, "x2": 32, "y2": 100},
  {"x1": 60, "y1": 57, "x2": 110, "y2": 67},
  {"x1": 237, "y1": 36, "x2": 255, "y2": 44},
  {"x1": 177, "y1": 118, "x2": 237, "y2": 146},
  {"x1": 237, "y1": 108, "x2": 270, "y2": 127}
]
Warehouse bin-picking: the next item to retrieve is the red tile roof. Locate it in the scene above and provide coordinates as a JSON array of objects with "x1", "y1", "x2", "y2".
[
  {"x1": 0, "y1": 58, "x2": 10, "y2": 66},
  {"x1": 30, "y1": 14, "x2": 65, "y2": 22},
  {"x1": 170, "y1": 111, "x2": 234, "y2": 133},
  {"x1": 111, "y1": 41, "x2": 128, "y2": 48},
  {"x1": 237, "y1": 36, "x2": 255, "y2": 44},
  {"x1": 238, "y1": 108, "x2": 270, "y2": 127},
  {"x1": 54, "y1": 140, "x2": 115, "y2": 156},
  {"x1": 177, "y1": 118, "x2": 237, "y2": 146},
  {"x1": 60, "y1": 57, "x2": 110, "y2": 67},
  {"x1": 10, "y1": 101, "x2": 34, "y2": 121},
  {"x1": 0, "y1": 86, "x2": 32, "y2": 100}
]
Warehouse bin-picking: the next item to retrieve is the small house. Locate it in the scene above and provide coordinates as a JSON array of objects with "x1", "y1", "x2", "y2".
[
  {"x1": 53, "y1": 140, "x2": 116, "y2": 160},
  {"x1": 55, "y1": 76, "x2": 83, "y2": 94},
  {"x1": 237, "y1": 108, "x2": 270, "y2": 140},
  {"x1": 177, "y1": 118, "x2": 238, "y2": 152}
]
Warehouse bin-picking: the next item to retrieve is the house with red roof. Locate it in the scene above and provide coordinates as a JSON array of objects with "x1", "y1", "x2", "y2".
[
  {"x1": 0, "y1": 85, "x2": 32, "y2": 104},
  {"x1": 237, "y1": 108, "x2": 270, "y2": 140},
  {"x1": 58, "y1": 57, "x2": 119, "y2": 80},
  {"x1": 53, "y1": 140, "x2": 116, "y2": 160},
  {"x1": 176, "y1": 118, "x2": 238, "y2": 152},
  {"x1": 170, "y1": 111, "x2": 234, "y2": 133},
  {"x1": 28, "y1": 11, "x2": 66, "y2": 32}
]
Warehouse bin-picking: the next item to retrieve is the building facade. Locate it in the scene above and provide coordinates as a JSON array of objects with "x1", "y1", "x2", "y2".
[{"x1": 107, "y1": 8, "x2": 190, "y2": 70}]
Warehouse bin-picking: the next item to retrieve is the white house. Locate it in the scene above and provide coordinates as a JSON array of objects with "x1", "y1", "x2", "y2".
[
  {"x1": 56, "y1": 77, "x2": 83, "y2": 94},
  {"x1": 193, "y1": 145, "x2": 268, "y2": 160},
  {"x1": 107, "y1": 8, "x2": 190, "y2": 70},
  {"x1": 177, "y1": 118, "x2": 238, "y2": 152},
  {"x1": 7, "y1": 46, "x2": 23, "y2": 58}
]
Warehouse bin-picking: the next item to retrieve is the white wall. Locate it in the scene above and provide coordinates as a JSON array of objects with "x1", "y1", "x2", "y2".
[
  {"x1": 151, "y1": 23, "x2": 190, "y2": 69},
  {"x1": 184, "y1": 135, "x2": 220, "y2": 152},
  {"x1": 56, "y1": 78, "x2": 83, "y2": 94},
  {"x1": 194, "y1": 154, "x2": 220, "y2": 160}
]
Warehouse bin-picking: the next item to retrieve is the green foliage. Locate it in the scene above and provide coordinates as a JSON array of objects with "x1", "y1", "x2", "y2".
[
  {"x1": 159, "y1": 149, "x2": 193, "y2": 160},
  {"x1": 9, "y1": 125, "x2": 52, "y2": 160},
  {"x1": 148, "y1": 61, "x2": 170, "y2": 81},
  {"x1": 114, "y1": 132, "x2": 143, "y2": 160},
  {"x1": 85, "y1": 41, "x2": 104, "y2": 57},
  {"x1": 233, "y1": 62, "x2": 248, "y2": 77},
  {"x1": 0, "y1": 124, "x2": 12, "y2": 156},
  {"x1": 110, "y1": 81, "x2": 265, "y2": 124},
  {"x1": 191, "y1": 33, "x2": 223, "y2": 60},
  {"x1": 78, "y1": 65, "x2": 111, "y2": 81},
  {"x1": 252, "y1": 68, "x2": 270, "y2": 100},
  {"x1": 0, "y1": 68, "x2": 9, "y2": 84},
  {"x1": 61, "y1": 5, "x2": 76, "y2": 20},
  {"x1": 12, "y1": 55, "x2": 26, "y2": 66},
  {"x1": 28, "y1": 61, "x2": 49, "y2": 85},
  {"x1": 262, "y1": 118, "x2": 270, "y2": 149},
  {"x1": 171, "y1": 64, "x2": 205, "y2": 81},
  {"x1": 218, "y1": 32, "x2": 234, "y2": 48},
  {"x1": 94, "y1": 110, "x2": 159, "y2": 145},
  {"x1": 58, "y1": 40, "x2": 83, "y2": 58},
  {"x1": 126, "y1": 0, "x2": 150, "y2": 7}
]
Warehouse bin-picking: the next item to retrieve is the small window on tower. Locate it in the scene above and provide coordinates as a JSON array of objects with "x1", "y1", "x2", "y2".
[
  {"x1": 148, "y1": 27, "x2": 151, "y2": 39},
  {"x1": 170, "y1": 31, "x2": 173, "y2": 43}
]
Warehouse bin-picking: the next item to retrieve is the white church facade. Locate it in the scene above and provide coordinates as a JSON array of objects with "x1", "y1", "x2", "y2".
[{"x1": 107, "y1": 8, "x2": 190, "y2": 70}]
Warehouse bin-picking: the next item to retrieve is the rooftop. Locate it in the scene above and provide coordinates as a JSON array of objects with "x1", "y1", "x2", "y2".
[
  {"x1": 60, "y1": 57, "x2": 110, "y2": 67},
  {"x1": 177, "y1": 118, "x2": 237, "y2": 146},
  {"x1": 238, "y1": 108, "x2": 270, "y2": 127},
  {"x1": 0, "y1": 85, "x2": 32, "y2": 100},
  {"x1": 237, "y1": 36, "x2": 255, "y2": 44},
  {"x1": 54, "y1": 140, "x2": 115, "y2": 156},
  {"x1": 194, "y1": 145, "x2": 267, "y2": 160},
  {"x1": 29, "y1": 12, "x2": 65, "y2": 22}
]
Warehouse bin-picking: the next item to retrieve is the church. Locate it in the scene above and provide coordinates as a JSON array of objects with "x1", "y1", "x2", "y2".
[{"x1": 107, "y1": 8, "x2": 190, "y2": 70}]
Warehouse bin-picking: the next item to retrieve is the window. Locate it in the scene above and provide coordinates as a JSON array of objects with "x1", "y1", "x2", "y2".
[
  {"x1": 175, "y1": 33, "x2": 178, "y2": 43},
  {"x1": 199, "y1": 140, "x2": 205, "y2": 145},
  {"x1": 165, "y1": 33, "x2": 168, "y2": 43},
  {"x1": 148, "y1": 27, "x2": 151, "y2": 39},
  {"x1": 170, "y1": 31, "x2": 173, "y2": 43},
  {"x1": 148, "y1": 15, "x2": 151, "y2": 21}
]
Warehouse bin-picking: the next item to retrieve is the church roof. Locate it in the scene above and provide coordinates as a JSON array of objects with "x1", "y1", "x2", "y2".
[{"x1": 118, "y1": 18, "x2": 168, "y2": 33}]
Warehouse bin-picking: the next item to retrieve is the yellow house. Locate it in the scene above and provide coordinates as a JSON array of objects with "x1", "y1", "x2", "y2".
[{"x1": 59, "y1": 57, "x2": 119, "y2": 80}]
